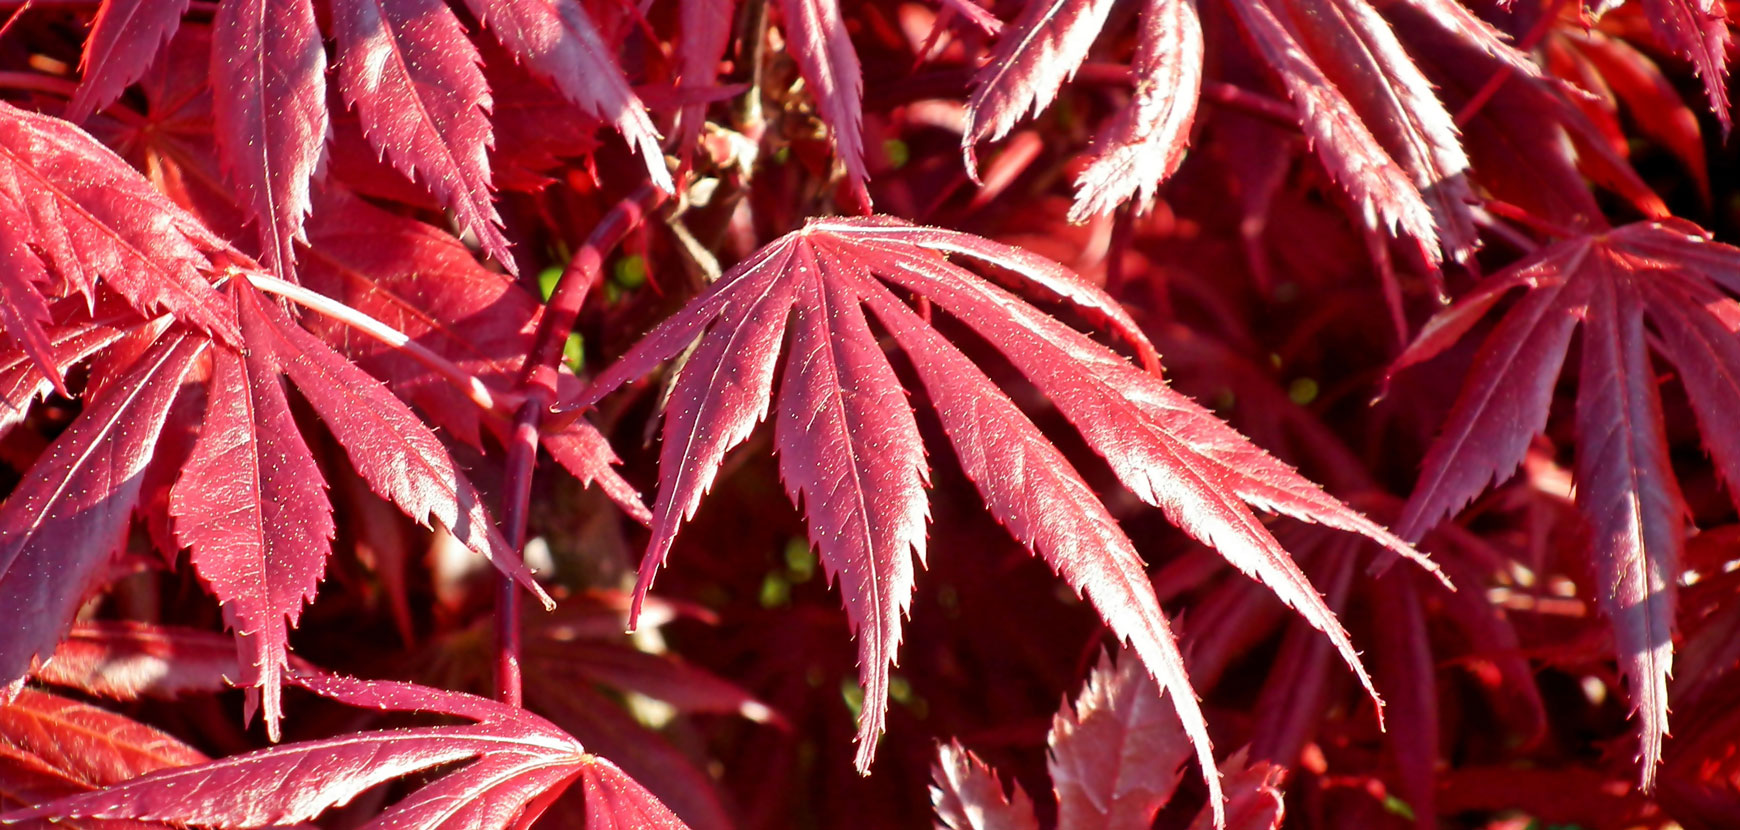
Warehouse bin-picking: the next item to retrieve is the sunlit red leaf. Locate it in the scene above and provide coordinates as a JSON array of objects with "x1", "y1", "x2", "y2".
[
  {"x1": 930, "y1": 741, "x2": 1040, "y2": 830},
  {"x1": 962, "y1": 0, "x2": 1118, "y2": 173},
  {"x1": 1049, "y1": 650, "x2": 1192, "y2": 829},
  {"x1": 936, "y1": 649, "x2": 1290, "y2": 830},
  {"x1": 238, "y1": 286, "x2": 552, "y2": 610},
  {"x1": 1225, "y1": 0, "x2": 1439, "y2": 260},
  {"x1": 0, "y1": 688, "x2": 208, "y2": 830},
  {"x1": 168, "y1": 309, "x2": 334, "y2": 740},
  {"x1": 209, "y1": 0, "x2": 328, "y2": 280},
  {"x1": 462, "y1": 0, "x2": 672, "y2": 193},
  {"x1": 1069, "y1": 0, "x2": 1202, "y2": 221},
  {"x1": 2, "y1": 674, "x2": 689, "y2": 830},
  {"x1": 331, "y1": 0, "x2": 513, "y2": 270},
  {"x1": 777, "y1": 0, "x2": 869, "y2": 202},
  {"x1": 1636, "y1": 0, "x2": 1731, "y2": 127},
  {"x1": 0, "y1": 103, "x2": 237, "y2": 344},
  {"x1": 573, "y1": 216, "x2": 1433, "y2": 818}
]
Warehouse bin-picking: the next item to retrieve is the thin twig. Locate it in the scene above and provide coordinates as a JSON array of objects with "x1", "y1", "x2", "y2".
[
  {"x1": 0, "y1": 71, "x2": 76, "y2": 98},
  {"x1": 490, "y1": 184, "x2": 668, "y2": 705}
]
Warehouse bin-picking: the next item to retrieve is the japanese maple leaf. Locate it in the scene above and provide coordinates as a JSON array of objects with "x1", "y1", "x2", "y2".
[
  {"x1": 151, "y1": 283, "x2": 554, "y2": 737},
  {"x1": 0, "y1": 330, "x2": 210, "y2": 696},
  {"x1": 931, "y1": 650, "x2": 1286, "y2": 830},
  {"x1": 0, "y1": 689, "x2": 210, "y2": 829},
  {"x1": 330, "y1": 0, "x2": 514, "y2": 270},
  {"x1": 65, "y1": 0, "x2": 194, "y2": 123},
  {"x1": 210, "y1": 0, "x2": 329, "y2": 280},
  {"x1": 167, "y1": 290, "x2": 335, "y2": 742},
  {"x1": 461, "y1": 0, "x2": 672, "y2": 194},
  {"x1": 956, "y1": 0, "x2": 1536, "y2": 262},
  {"x1": 66, "y1": 0, "x2": 664, "y2": 276},
  {"x1": 1633, "y1": 0, "x2": 1731, "y2": 127},
  {"x1": 295, "y1": 187, "x2": 645, "y2": 518},
  {"x1": 32, "y1": 621, "x2": 270, "y2": 703},
  {"x1": 569, "y1": 215, "x2": 1439, "y2": 820},
  {"x1": 2, "y1": 673, "x2": 689, "y2": 830},
  {"x1": 0, "y1": 102, "x2": 237, "y2": 346},
  {"x1": 1393, "y1": 218, "x2": 1740, "y2": 786}
]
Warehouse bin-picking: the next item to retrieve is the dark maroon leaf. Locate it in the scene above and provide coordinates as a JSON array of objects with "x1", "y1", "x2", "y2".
[
  {"x1": 296, "y1": 188, "x2": 644, "y2": 517},
  {"x1": 66, "y1": 0, "x2": 192, "y2": 123},
  {"x1": 1394, "y1": 219, "x2": 1740, "y2": 785},
  {"x1": 0, "y1": 331, "x2": 206, "y2": 693}
]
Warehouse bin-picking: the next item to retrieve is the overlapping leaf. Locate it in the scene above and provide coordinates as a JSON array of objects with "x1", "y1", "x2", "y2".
[
  {"x1": 461, "y1": 0, "x2": 672, "y2": 193},
  {"x1": 32, "y1": 621, "x2": 262, "y2": 702},
  {"x1": 296, "y1": 187, "x2": 645, "y2": 517},
  {"x1": 778, "y1": 0, "x2": 869, "y2": 202},
  {"x1": 167, "y1": 294, "x2": 334, "y2": 741},
  {"x1": 66, "y1": 0, "x2": 193, "y2": 123},
  {"x1": 2, "y1": 674, "x2": 689, "y2": 830},
  {"x1": 235, "y1": 284, "x2": 552, "y2": 609},
  {"x1": 210, "y1": 0, "x2": 328, "y2": 280},
  {"x1": 1393, "y1": 218, "x2": 1740, "y2": 786},
  {"x1": 1068, "y1": 0, "x2": 1202, "y2": 221},
  {"x1": 932, "y1": 650, "x2": 1286, "y2": 830},
  {"x1": 0, "y1": 102, "x2": 236, "y2": 344},
  {"x1": 0, "y1": 689, "x2": 209, "y2": 829},
  {"x1": 0, "y1": 331, "x2": 207, "y2": 694},
  {"x1": 570, "y1": 215, "x2": 1438, "y2": 816},
  {"x1": 331, "y1": 0, "x2": 513, "y2": 269},
  {"x1": 63, "y1": 0, "x2": 668, "y2": 277},
  {"x1": 1636, "y1": 0, "x2": 1731, "y2": 127},
  {"x1": 951, "y1": 0, "x2": 1552, "y2": 260}
]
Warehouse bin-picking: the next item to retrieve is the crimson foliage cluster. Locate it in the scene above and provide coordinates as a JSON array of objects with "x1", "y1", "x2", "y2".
[{"x1": 0, "y1": 0, "x2": 1736, "y2": 827}]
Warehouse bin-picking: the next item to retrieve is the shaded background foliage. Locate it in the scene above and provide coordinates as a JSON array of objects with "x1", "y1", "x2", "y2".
[{"x1": 0, "y1": 0, "x2": 1737, "y2": 828}]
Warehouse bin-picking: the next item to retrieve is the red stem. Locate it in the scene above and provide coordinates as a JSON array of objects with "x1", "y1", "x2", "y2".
[
  {"x1": 1482, "y1": 198, "x2": 1582, "y2": 240},
  {"x1": 491, "y1": 183, "x2": 667, "y2": 705},
  {"x1": 0, "y1": 71, "x2": 76, "y2": 98}
]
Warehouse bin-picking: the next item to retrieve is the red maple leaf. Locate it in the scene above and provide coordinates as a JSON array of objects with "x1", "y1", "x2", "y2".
[
  {"x1": 1394, "y1": 217, "x2": 1740, "y2": 786},
  {"x1": 932, "y1": 650, "x2": 1286, "y2": 830},
  {"x1": 2, "y1": 673, "x2": 688, "y2": 830},
  {"x1": 568, "y1": 215, "x2": 1440, "y2": 819}
]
